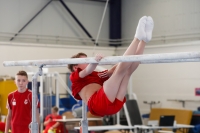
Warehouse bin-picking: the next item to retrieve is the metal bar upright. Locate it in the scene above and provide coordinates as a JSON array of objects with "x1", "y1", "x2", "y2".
[
  {"x1": 40, "y1": 75, "x2": 44, "y2": 133},
  {"x1": 30, "y1": 66, "x2": 43, "y2": 133},
  {"x1": 55, "y1": 73, "x2": 60, "y2": 113},
  {"x1": 81, "y1": 101, "x2": 88, "y2": 133},
  {"x1": 116, "y1": 112, "x2": 120, "y2": 125}
]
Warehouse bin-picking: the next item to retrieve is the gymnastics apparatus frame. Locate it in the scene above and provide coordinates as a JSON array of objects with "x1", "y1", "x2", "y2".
[{"x1": 3, "y1": 51, "x2": 200, "y2": 133}]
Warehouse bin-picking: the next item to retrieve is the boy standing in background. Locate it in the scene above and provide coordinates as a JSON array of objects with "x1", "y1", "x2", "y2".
[{"x1": 5, "y1": 70, "x2": 40, "y2": 133}]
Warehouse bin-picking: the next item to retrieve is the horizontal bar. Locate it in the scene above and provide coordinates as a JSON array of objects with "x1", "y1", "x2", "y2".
[
  {"x1": 3, "y1": 52, "x2": 200, "y2": 67},
  {"x1": 43, "y1": 58, "x2": 200, "y2": 67},
  {"x1": 141, "y1": 58, "x2": 200, "y2": 64}
]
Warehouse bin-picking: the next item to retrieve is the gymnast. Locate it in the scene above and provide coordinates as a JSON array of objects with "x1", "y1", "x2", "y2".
[{"x1": 68, "y1": 16, "x2": 154, "y2": 117}]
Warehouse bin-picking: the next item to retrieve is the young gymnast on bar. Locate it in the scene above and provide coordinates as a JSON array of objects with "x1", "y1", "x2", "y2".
[{"x1": 68, "y1": 16, "x2": 154, "y2": 117}]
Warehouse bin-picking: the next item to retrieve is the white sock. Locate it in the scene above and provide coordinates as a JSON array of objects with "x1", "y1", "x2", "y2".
[
  {"x1": 145, "y1": 16, "x2": 154, "y2": 43},
  {"x1": 134, "y1": 16, "x2": 147, "y2": 41}
]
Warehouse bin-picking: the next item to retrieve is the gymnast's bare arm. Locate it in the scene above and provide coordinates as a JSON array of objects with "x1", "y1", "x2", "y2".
[
  {"x1": 79, "y1": 63, "x2": 99, "y2": 78},
  {"x1": 79, "y1": 54, "x2": 103, "y2": 78}
]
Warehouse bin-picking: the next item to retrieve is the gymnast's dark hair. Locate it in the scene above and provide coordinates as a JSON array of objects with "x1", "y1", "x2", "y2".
[{"x1": 68, "y1": 52, "x2": 87, "y2": 72}]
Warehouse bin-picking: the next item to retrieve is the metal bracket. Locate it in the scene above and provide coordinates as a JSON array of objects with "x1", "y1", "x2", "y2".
[
  {"x1": 38, "y1": 64, "x2": 44, "y2": 76},
  {"x1": 29, "y1": 122, "x2": 38, "y2": 131}
]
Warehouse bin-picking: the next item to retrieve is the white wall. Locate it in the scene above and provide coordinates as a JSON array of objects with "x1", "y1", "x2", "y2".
[
  {"x1": 0, "y1": 0, "x2": 109, "y2": 43},
  {"x1": 122, "y1": 0, "x2": 200, "y2": 45},
  {"x1": 117, "y1": 41, "x2": 200, "y2": 114}
]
